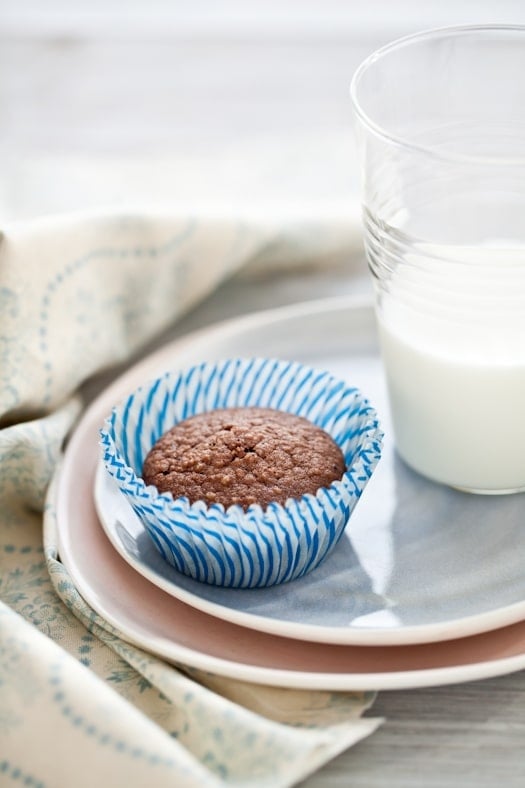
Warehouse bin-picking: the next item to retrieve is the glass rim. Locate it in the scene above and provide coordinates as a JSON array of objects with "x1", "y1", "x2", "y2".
[{"x1": 350, "y1": 24, "x2": 525, "y2": 166}]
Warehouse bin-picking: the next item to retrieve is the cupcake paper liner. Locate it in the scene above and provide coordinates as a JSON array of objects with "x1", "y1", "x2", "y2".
[{"x1": 100, "y1": 357, "x2": 383, "y2": 588}]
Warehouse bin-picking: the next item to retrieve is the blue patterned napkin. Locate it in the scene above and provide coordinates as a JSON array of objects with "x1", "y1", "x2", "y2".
[{"x1": 0, "y1": 209, "x2": 380, "y2": 787}]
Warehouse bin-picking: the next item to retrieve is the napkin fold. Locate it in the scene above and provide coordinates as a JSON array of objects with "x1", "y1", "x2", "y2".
[{"x1": 0, "y1": 208, "x2": 379, "y2": 788}]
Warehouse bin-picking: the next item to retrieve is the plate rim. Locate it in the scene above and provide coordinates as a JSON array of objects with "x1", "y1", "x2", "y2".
[{"x1": 55, "y1": 295, "x2": 525, "y2": 690}]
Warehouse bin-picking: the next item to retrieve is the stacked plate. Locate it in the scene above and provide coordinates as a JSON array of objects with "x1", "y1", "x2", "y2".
[{"x1": 56, "y1": 296, "x2": 525, "y2": 690}]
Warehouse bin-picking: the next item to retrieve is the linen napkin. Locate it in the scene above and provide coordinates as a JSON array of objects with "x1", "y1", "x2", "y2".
[{"x1": 0, "y1": 208, "x2": 381, "y2": 787}]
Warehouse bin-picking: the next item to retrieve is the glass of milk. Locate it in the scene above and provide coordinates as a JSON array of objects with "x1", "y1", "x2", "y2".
[{"x1": 350, "y1": 25, "x2": 525, "y2": 493}]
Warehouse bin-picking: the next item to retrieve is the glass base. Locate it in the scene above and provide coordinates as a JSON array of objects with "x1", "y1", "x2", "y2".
[
  {"x1": 395, "y1": 448, "x2": 525, "y2": 496},
  {"x1": 452, "y1": 485, "x2": 525, "y2": 496}
]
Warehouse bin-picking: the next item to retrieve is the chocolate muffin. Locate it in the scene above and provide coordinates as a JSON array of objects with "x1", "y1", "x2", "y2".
[{"x1": 142, "y1": 406, "x2": 345, "y2": 510}]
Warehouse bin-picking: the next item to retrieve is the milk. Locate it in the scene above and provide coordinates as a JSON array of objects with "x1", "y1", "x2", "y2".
[{"x1": 377, "y1": 243, "x2": 525, "y2": 492}]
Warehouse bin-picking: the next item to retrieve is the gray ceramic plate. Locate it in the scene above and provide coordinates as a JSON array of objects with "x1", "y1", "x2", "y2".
[{"x1": 94, "y1": 296, "x2": 525, "y2": 646}]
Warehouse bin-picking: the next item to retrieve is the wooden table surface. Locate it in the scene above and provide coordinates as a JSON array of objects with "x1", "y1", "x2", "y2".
[{"x1": 2, "y1": 7, "x2": 524, "y2": 785}]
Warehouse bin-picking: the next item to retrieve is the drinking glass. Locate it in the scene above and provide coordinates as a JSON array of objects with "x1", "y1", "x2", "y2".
[{"x1": 351, "y1": 25, "x2": 525, "y2": 493}]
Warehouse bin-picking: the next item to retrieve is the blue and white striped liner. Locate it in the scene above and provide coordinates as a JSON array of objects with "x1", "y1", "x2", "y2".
[{"x1": 100, "y1": 357, "x2": 383, "y2": 588}]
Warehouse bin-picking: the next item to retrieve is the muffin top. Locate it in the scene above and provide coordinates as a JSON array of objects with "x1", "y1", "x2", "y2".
[{"x1": 142, "y1": 406, "x2": 345, "y2": 510}]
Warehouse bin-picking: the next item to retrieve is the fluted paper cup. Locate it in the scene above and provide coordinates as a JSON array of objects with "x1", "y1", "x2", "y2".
[{"x1": 100, "y1": 357, "x2": 382, "y2": 588}]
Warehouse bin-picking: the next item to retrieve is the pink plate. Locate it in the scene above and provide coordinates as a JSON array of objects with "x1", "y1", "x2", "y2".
[{"x1": 55, "y1": 297, "x2": 525, "y2": 690}]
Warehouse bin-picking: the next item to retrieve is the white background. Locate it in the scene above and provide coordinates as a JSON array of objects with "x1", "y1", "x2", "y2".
[{"x1": 2, "y1": 1, "x2": 525, "y2": 218}]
